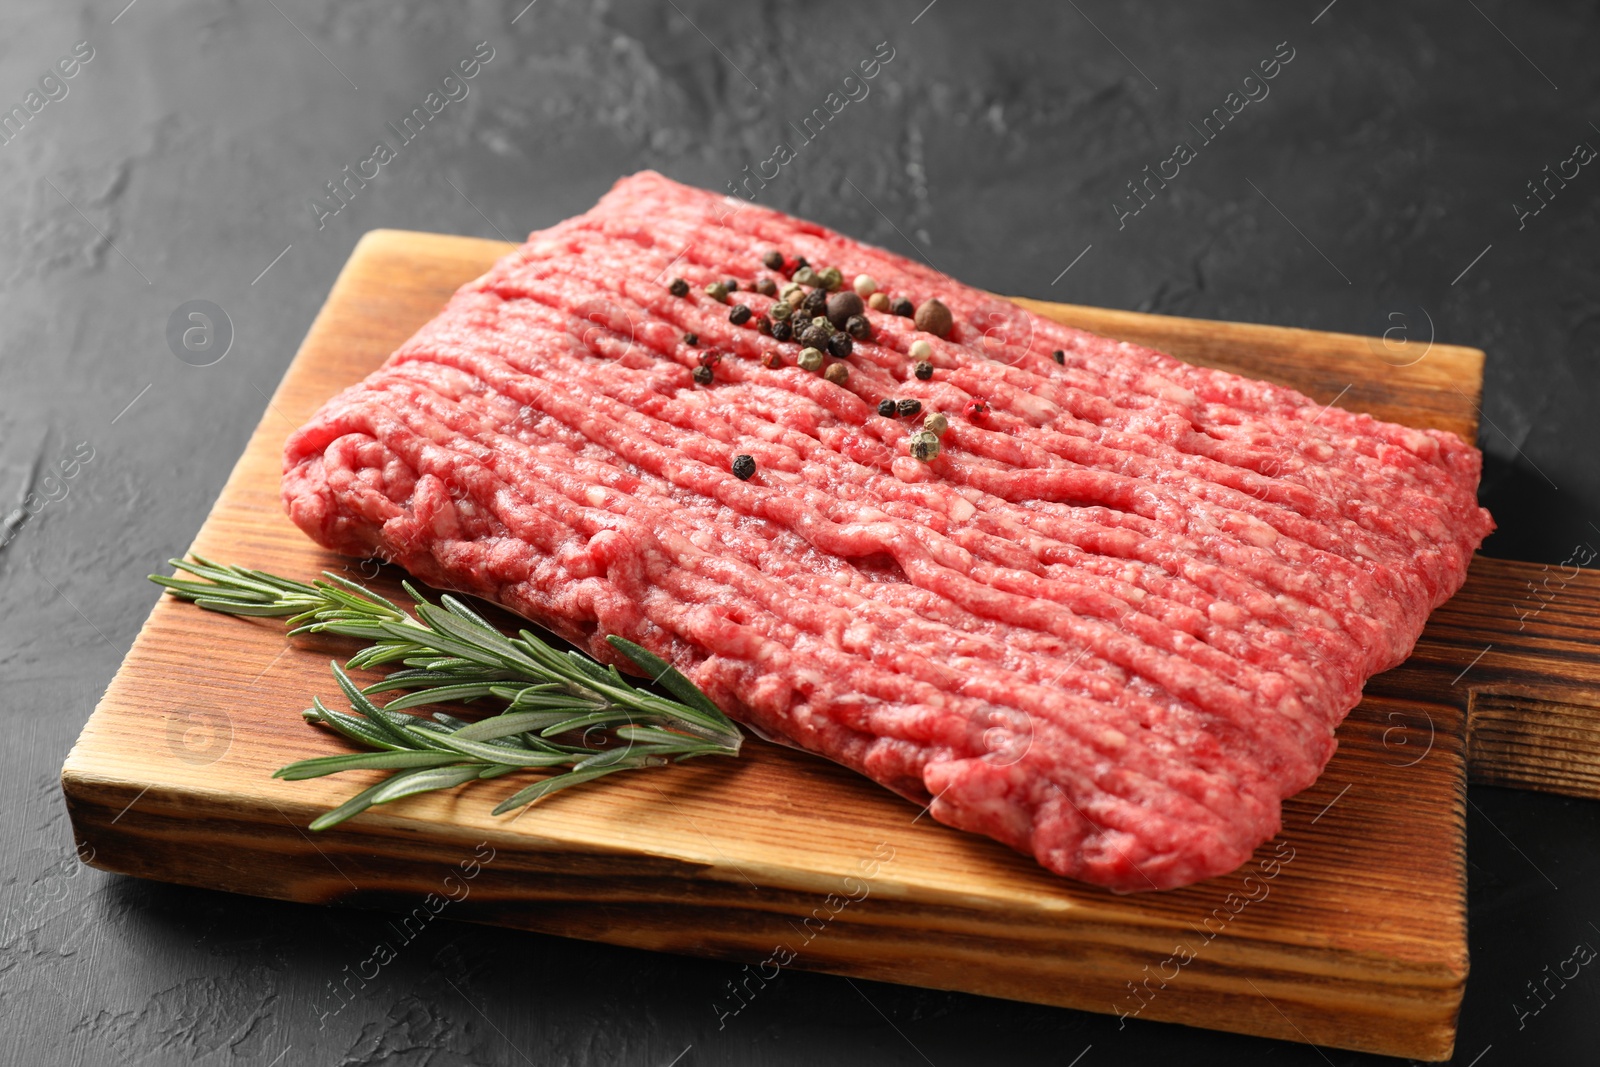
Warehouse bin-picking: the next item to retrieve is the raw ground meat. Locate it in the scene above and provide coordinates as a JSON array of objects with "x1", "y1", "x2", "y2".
[{"x1": 282, "y1": 172, "x2": 1493, "y2": 892}]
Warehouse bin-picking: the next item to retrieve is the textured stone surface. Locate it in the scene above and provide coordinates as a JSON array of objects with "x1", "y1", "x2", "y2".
[{"x1": 1, "y1": 1, "x2": 1596, "y2": 1063}]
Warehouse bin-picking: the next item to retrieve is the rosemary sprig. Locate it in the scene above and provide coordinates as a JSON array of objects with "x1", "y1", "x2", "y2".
[{"x1": 151, "y1": 555, "x2": 740, "y2": 829}]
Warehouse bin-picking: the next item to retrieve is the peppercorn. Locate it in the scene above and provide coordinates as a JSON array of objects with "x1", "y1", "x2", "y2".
[
  {"x1": 923, "y1": 412, "x2": 949, "y2": 436},
  {"x1": 705, "y1": 281, "x2": 729, "y2": 303},
  {"x1": 683, "y1": 332, "x2": 699, "y2": 346},
  {"x1": 823, "y1": 362, "x2": 850, "y2": 385},
  {"x1": 914, "y1": 298, "x2": 953, "y2": 338},
  {"x1": 868, "y1": 292, "x2": 890, "y2": 312},
  {"x1": 725, "y1": 279, "x2": 740, "y2": 292},
  {"x1": 801, "y1": 288, "x2": 829, "y2": 318},
  {"x1": 914, "y1": 360, "x2": 933, "y2": 380},
  {"x1": 910, "y1": 430, "x2": 941, "y2": 462},
  {"x1": 771, "y1": 320, "x2": 794, "y2": 342},
  {"x1": 845, "y1": 314, "x2": 872, "y2": 340},
  {"x1": 729, "y1": 304, "x2": 752, "y2": 326},
  {"x1": 762, "y1": 350, "x2": 784, "y2": 369},
  {"x1": 669, "y1": 277, "x2": 690, "y2": 297},
  {"x1": 755, "y1": 277, "x2": 778, "y2": 297},
  {"x1": 781, "y1": 282, "x2": 805, "y2": 304},
  {"x1": 798, "y1": 347, "x2": 824, "y2": 372},
  {"x1": 878, "y1": 399, "x2": 897, "y2": 417},
  {"x1": 963, "y1": 398, "x2": 990, "y2": 422},
  {"x1": 799, "y1": 323, "x2": 832, "y2": 349},
  {"x1": 826, "y1": 290, "x2": 864, "y2": 329},
  {"x1": 827, "y1": 332, "x2": 853, "y2": 359},
  {"x1": 854, "y1": 274, "x2": 877, "y2": 298},
  {"x1": 896, "y1": 398, "x2": 922, "y2": 418},
  {"x1": 819, "y1": 266, "x2": 843, "y2": 291},
  {"x1": 909, "y1": 339, "x2": 933, "y2": 360},
  {"x1": 1052, "y1": 349, "x2": 1065, "y2": 364},
  {"x1": 697, "y1": 349, "x2": 722, "y2": 368},
  {"x1": 732, "y1": 453, "x2": 757, "y2": 480},
  {"x1": 769, "y1": 301, "x2": 792, "y2": 322},
  {"x1": 756, "y1": 315, "x2": 772, "y2": 335},
  {"x1": 793, "y1": 266, "x2": 819, "y2": 287},
  {"x1": 890, "y1": 296, "x2": 914, "y2": 317},
  {"x1": 693, "y1": 364, "x2": 714, "y2": 385},
  {"x1": 762, "y1": 251, "x2": 784, "y2": 271}
]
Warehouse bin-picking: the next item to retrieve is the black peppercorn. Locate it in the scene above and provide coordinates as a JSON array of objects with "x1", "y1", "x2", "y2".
[
  {"x1": 762, "y1": 251, "x2": 784, "y2": 271},
  {"x1": 729, "y1": 304, "x2": 752, "y2": 325},
  {"x1": 845, "y1": 314, "x2": 872, "y2": 340},
  {"x1": 793, "y1": 256, "x2": 808, "y2": 272},
  {"x1": 890, "y1": 296, "x2": 914, "y2": 317},
  {"x1": 692, "y1": 365, "x2": 714, "y2": 385},
  {"x1": 682, "y1": 332, "x2": 698, "y2": 346},
  {"x1": 896, "y1": 398, "x2": 922, "y2": 418},
  {"x1": 732, "y1": 453, "x2": 757, "y2": 480},
  {"x1": 801, "y1": 288, "x2": 829, "y2": 318},
  {"x1": 799, "y1": 323, "x2": 831, "y2": 349},
  {"x1": 827, "y1": 332, "x2": 853, "y2": 359},
  {"x1": 755, "y1": 277, "x2": 777, "y2": 297},
  {"x1": 771, "y1": 319, "x2": 793, "y2": 342},
  {"x1": 914, "y1": 360, "x2": 933, "y2": 380},
  {"x1": 725, "y1": 279, "x2": 740, "y2": 292},
  {"x1": 1052, "y1": 349, "x2": 1065, "y2": 364},
  {"x1": 669, "y1": 277, "x2": 689, "y2": 297},
  {"x1": 878, "y1": 399, "x2": 897, "y2": 417}
]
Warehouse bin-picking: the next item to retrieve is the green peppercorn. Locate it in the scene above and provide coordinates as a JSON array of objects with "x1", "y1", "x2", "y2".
[
  {"x1": 729, "y1": 304, "x2": 752, "y2": 326},
  {"x1": 823, "y1": 362, "x2": 850, "y2": 385},
  {"x1": 914, "y1": 360, "x2": 933, "y2": 380},
  {"x1": 793, "y1": 266, "x2": 819, "y2": 287},
  {"x1": 762, "y1": 251, "x2": 784, "y2": 271},
  {"x1": 827, "y1": 332, "x2": 853, "y2": 359},
  {"x1": 770, "y1": 301, "x2": 792, "y2": 322},
  {"x1": 890, "y1": 296, "x2": 914, "y2": 317},
  {"x1": 820, "y1": 267, "x2": 844, "y2": 291},
  {"x1": 923, "y1": 412, "x2": 949, "y2": 436},
  {"x1": 845, "y1": 314, "x2": 872, "y2": 340},
  {"x1": 798, "y1": 347, "x2": 824, "y2": 372},
  {"x1": 910, "y1": 430, "x2": 941, "y2": 462},
  {"x1": 877, "y1": 399, "x2": 897, "y2": 417},
  {"x1": 682, "y1": 332, "x2": 698, "y2": 346},
  {"x1": 732, "y1": 453, "x2": 757, "y2": 480},
  {"x1": 896, "y1": 398, "x2": 922, "y2": 418},
  {"x1": 755, "y1": 277, "x2": 778, "y2": 297},
  {"x1": 705, "y1": 281, "x2": 729, "y2": 303},
  {"x1": 693, "y1": 365, "x2": 714, "y2": 385},
  {"x1": 771, "y1": 320, "x2": 794, "y2": 342},
  {"x1": 669, "y1": 277, "x2": 690, "y2": 297},
  {"x1": 1052, "y1": 349, "x2": 1065, "y2": 364}
]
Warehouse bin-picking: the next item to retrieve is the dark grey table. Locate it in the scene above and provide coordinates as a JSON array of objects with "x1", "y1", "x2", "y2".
[{"x1": 3, "y1": 1, "x2": 1596, "y2": 1063}]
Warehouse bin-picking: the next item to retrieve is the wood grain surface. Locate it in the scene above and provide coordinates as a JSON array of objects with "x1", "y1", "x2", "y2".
[{"x1": 61, "y1": 229, "x2": 1567, "y2": 1062}]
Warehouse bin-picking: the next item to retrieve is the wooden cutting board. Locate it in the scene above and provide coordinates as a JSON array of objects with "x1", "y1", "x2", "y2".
[{"x1": 60, "y1": 230, "x2": 1600, "y2": 1062}]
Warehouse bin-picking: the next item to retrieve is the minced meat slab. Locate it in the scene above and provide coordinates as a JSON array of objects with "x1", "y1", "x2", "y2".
[{"x1": 282, "y1": 172, "x2": 1494, "y2": 892}]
